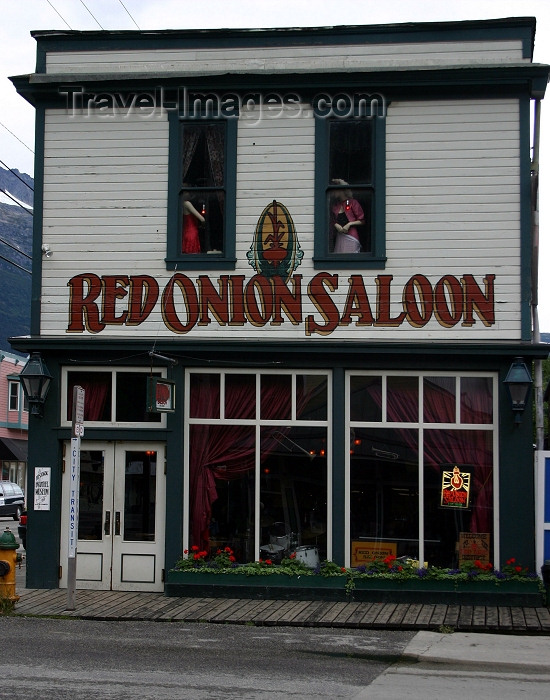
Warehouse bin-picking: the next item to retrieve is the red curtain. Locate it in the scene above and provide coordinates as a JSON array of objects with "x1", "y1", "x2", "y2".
[
  {"x1": 188, "y1": 375, "x2": 297, "y2": 549},
  {"x1": 67, "y1": 374, "x2": 110, "y2": 421}
]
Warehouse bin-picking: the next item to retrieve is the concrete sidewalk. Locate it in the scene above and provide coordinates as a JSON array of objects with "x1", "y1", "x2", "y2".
[
  {"x1": 357, "y1": 630, "x2": 550, "y2": 699},
  {"x1": 402, "y1": 630, "x2": 550, "y2": 672}
]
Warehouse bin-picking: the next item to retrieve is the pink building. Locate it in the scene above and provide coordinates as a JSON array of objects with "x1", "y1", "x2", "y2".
[{"x1": 0, "y1": 350, "x2": 28, "y2": 490}]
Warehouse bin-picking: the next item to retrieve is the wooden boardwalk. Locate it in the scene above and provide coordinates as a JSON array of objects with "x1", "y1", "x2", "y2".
[{"x1": 12, "y1": 587, "x2": 550, "y2": 634}]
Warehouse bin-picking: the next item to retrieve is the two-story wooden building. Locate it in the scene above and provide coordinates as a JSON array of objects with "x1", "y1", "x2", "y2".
[
  {"x1": 10, "y1": 17, "x2": 550, "y2": 592},
  {"x1": 0, "y1": 350, "x2": 28, "y2": 488}
]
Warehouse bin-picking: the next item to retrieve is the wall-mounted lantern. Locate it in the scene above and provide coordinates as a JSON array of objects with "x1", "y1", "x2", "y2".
[
  {"x1": 503, "y1": 356, "x2": 533, "y2": 425},
  {"x1": 19, "y1": 352, "x2": 52, "y2": 418}
]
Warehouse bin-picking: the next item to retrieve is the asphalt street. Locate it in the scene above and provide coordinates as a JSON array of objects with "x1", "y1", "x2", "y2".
[{"x1": 0, "y1": 617, "x2": 414, "y2": 699}]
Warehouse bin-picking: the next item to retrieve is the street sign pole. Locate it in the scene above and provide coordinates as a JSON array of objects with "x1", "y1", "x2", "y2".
[{"x1": 67, "y1": 385, "x2": 85, "y2": 611}]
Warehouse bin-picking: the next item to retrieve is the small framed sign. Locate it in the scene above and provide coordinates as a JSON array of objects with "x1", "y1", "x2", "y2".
[
  {"x1": 440, "y1": 464, "x2": 472, "y2": 510},
  {"x1": 34, "y1": 467, "x2": 51, "y2": 511},
  {"x1": 147, "y1": 377, "x2": 176, "y2": 413}
]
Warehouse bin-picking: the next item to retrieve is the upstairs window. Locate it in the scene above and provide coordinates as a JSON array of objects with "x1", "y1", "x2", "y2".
[
  {"x1": 314, "y1": 109, "x2": 386, "y2": 268},
  {"x1": 8, "y1": 380, "x2": 19, "y2": 411},
  {"x1": 166, "y1": 116, "x2": 237, "y2": 270}
]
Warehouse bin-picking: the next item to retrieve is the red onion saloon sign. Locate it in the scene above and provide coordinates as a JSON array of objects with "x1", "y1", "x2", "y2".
[
  {"x1": 66, "y1": 201, "x2": 496, "y2": 336},
  {"x1": 66, "y1": 272, "x2": 495, "y2": 336}
]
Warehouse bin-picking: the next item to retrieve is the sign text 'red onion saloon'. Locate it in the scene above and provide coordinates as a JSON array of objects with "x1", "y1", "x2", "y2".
[{"x1": 67, "y1": 272, "x2": 495, "y2": 336}]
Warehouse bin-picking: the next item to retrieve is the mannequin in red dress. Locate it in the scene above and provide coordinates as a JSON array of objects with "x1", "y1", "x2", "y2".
[{"x1": 182, "y1": 197, "x2": 205, "y2": 254}]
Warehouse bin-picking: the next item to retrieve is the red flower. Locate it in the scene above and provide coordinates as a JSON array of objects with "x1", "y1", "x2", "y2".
[
  {"x1": 229, "y1": 555, "x2": 236, "y2": 562},
  {"x1": 515, "y1": 565, "x2": 522, "y2": 573},
  {"x1": 265, "y1": 559, "x2": 273, "y2": 565},
  {"x1": 474, "y1": 560, "x2": 483, "y2": 568},
  {"x1": 341, "y1": 567, "x2": 347, "y2": 572},
  {"x1": 193, "y1": 553, "x2": 200, "y2": 560},
  {"x1": 224, "y1": 547, "x2": 232, "y2": 553},
  {"x1": 507, "y1": 558, "x2": 516, "y2": 565},
  {"x1": 485, "y1": 562, "x2": 493, "y2": 571},
  {"x1": 397, "y1": 565, "x2": 403, "y2": 572},
  {"x1": 191, "y1": 545, "x2": 199, "y2": 552},
  {"x1": 216, "y1": 549, "x2": 222, "y2": 555},
  {"x1": 199, "y1": 551, "x2": 207, "y2": 558},
  {"x1": 290, "y1": 552, "x2": 296, "y2": 559},
  {"x1": 183, "y1": 549, "x2": 189, "y2": 555}
]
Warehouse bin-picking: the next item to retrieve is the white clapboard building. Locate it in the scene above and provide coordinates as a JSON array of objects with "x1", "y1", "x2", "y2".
[{"x1": 11, "y1": 17, "x2": 550, "y2": 595}]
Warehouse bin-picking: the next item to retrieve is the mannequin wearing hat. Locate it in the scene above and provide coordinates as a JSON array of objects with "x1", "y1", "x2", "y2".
[{"x1": 330, "y1": 179, "x2": 365, "y2": 253}]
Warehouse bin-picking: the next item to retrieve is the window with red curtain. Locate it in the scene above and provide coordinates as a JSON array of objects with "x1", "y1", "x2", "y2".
[
  {"x1": 187, "y1": 371, "x2": 328, "y2": 562},
  {"x1": 350, "y1": 372, "x2": 495, "y2": 568}
]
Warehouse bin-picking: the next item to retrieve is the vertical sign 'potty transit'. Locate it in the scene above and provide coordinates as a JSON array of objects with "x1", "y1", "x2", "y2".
[{"x1": 67, "y1": 385, "x2": 85, "y2": 610}]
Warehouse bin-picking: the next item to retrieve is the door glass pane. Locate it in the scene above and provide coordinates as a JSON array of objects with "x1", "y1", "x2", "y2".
[
  {"x1": 124, "y1": 450, "x2": 157, "y2": 542},
  {"x1": 78, "y1": 450, "x2": 104, "y2": 541}
]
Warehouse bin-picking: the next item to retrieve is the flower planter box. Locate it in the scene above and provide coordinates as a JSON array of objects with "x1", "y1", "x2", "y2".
[
  {"x1": 165, "y1": 570, "x2": 545, "y2": 606},
  {"x1": 350, "y1": 577, "x2": 544, "y2": 606},
  {"x1": 165, "y1": 571, "x2": 346, "y2": 600}
]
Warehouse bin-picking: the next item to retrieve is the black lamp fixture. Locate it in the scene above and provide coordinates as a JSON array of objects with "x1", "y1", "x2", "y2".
[
  {"x1": 503, "y1": 356, "x2": 533, "y2": 425},
  {"x1": 19, "y1": 352, "x2": 52, "y2": 418}
]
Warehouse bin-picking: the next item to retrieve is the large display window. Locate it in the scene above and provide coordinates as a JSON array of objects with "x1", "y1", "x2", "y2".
[
  {"x1": 185, "y1": 370, "x2": 330, "y2": 564},
  {"x1": 347, "y1": 372, "x2": 496, "y2": 568}
]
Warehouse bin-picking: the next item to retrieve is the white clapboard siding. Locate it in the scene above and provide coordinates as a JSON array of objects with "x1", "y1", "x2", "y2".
[
  {"x1": 45, "y1": 39, "x2": 524, "y2": 74},
  {"x1": 40, "y1": 97, "x2": 522, "y2": 341}
]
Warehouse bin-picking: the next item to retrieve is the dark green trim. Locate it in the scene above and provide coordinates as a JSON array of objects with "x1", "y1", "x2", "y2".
[
  {"x1": 165, "y1": 113, "x2": 237, "y2": 270},
  {"x1": 9, "y1": 336, "x2": 550, "y2": 362},
  {"x1": 30, "y1": 18, "x2": 536, "y2": 63},
  {"x1": 12, "y1": 64, "x2": 549, "y2": 108},
  {"x1": 520, "y1": 94, "x2": 533, "y2": 341},
  {"x1": 164, "y1": 372, "x2": 185, "y2": 573},
  {"x1": 331, "y1": 367, "x2": 346, "y2": 565},
  {"x1": 498, "y1": 362, "x2": 536, "y2": 567},
  {"x1": 24, "y1": 357, "x2": 62, "y2": 588},
  {"x1": 30, "y1": 108, "x2": 45, "y2": 336}
]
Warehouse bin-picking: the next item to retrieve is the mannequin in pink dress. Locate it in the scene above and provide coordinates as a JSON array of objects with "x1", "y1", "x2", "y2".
[
  {"x1": 182, "y1": 197, "x2": 205, "y2": 254},
  {"x1": 330, "y1": 179, "x2": 365, "y2": 253}
]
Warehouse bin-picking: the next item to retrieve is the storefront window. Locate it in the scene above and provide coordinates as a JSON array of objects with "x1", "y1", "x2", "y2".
[
  {"x1": 186, "y1": 371, "x2": 329, "y2": 563},
  {"x1": 348, "y1": 371, "x2": 495, "y2": 568},
  {"x1": 64, "y1": 369, "x2": 164, "y2": 425}
]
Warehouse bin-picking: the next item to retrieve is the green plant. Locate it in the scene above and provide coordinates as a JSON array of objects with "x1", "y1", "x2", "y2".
[{"x1": 172, "y1": 551, "x2": 543, "y2": 589}]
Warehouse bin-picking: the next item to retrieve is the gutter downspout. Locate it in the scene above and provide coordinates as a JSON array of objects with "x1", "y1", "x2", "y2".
[{"x1": 531, "y1": 98, "x2": 544, "y2": 451}]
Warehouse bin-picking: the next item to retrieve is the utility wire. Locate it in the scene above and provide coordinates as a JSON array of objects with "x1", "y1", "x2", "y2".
[
  {"x1": 118, "y1": 0, "x2": 140, "y2": 30},
  {"x1": 0, "y1": 253, "x2": 31, "y2": 275},
  {"x1": 0, "y1": 121, "x2": 34, "y2": 156},
  {"x1": 0, "y1": 189, "x2": 33, "y2": 215},
  {"x1": 0, "y1": 235, "x2": 32, "y2": 260},
  {"x1": 45, "y1": 0, "x2": 72, "y2": 29},
  {"x1": 0, "y1": 159, "x2": 34, "y2": 192},
  {"x1": 80, "y1": 0, "x2": 105, "y2": 29}
]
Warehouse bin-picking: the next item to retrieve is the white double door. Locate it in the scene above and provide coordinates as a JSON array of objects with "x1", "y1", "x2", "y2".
[{"x1": 60, "y1": 441, "x2": 166, "y2": 592}]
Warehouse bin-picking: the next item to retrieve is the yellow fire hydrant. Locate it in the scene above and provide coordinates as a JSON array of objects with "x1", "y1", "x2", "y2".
[{"x1": 0, "y1": 527, "x2": 20, "y2": 602}]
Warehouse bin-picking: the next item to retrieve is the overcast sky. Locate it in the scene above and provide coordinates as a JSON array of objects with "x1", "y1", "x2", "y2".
[{"x1": 2, "y1": 0, "x2": 550, "y2": 330}]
